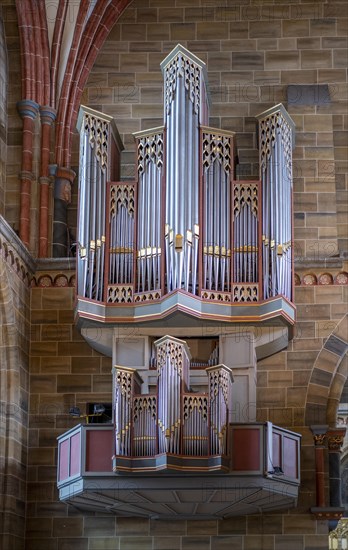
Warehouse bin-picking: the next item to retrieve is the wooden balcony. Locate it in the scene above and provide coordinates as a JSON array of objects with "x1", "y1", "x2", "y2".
[{"x1": 57, "y1": 422, "x2": 301, "y2": 518}]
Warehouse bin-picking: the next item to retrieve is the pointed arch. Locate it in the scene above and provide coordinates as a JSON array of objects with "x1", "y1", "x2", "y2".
[
  {"x1": 305, "y1": 314, "x2": 348, "y2": 426},
  {"x1": 56, "y1": 0, "x2": 132, "y2": 166}
]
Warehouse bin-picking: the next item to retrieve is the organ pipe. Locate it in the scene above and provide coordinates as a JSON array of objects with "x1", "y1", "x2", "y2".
[
  {"x1": 202, "y1": 129, "x2": 234, "y2": 292},
  {"x1": 108, "y1": 183, "x2": 135, "y2": 286},
  {"x1": 113, "y1": 367, "x2": 143, "y2": 457},
  {"x1": 233, "y1": 181, "x2": 259, "y2": 284},
  {"x1": 155, "y1": 336, "x2": 190, "y2": 455},
  {"x1": 257, "y1": 104, "x2": 295, "y2": 300},
  {"x1": 161, "y1": 45, "x2": 210, "y2": 294},
  {"x1": 207, "y1": 365, "x2": 234, "y2": 456},
  {"x1": 76, "y1": 106, "x2": 123, "y2": 301},
  {"x1": 134, "y1": 129, "x2": 164, "y2": 294}
]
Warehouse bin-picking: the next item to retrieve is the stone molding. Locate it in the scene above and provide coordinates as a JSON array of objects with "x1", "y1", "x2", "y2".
[
  {"x1": 0, "y1": 217, "x2": 77, "y2": 287},
  {"x1": 295, "y1": 271, "x2": 348, "y2": 286},
  {"x1": 0, "y1": 215, "x2": 35, "y2": 285}
]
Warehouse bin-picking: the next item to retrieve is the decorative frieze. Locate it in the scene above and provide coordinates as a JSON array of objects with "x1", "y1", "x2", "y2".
[
  {"x1": 0, "y1": 215, "x2": 35, "y2": 286},
  {"x1": 232, "y1": 284, "x2": 259, "y2": 302},
  {"x1": 295, "y1": 271, "x2": 348, "y2": 286}
]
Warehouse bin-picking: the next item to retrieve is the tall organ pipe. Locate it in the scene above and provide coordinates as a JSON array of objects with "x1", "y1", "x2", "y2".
[
  {"x1": 76, "y1": 106, "x2": 123, "y2": 300},
  {"x1": 257, "y1": 104, "x2": 295, "y2": 301},
  {"x1": 134, "y1": 129, "x2": 163, "y2": 293},
  {"x1": 161, "y1": 45, "x2": 210, "y2": 294}
]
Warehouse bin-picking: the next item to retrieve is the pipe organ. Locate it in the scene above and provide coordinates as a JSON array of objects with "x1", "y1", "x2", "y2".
[
  {"x1": 76, "y1": 44, "x2": 295, "y2": 321},
  {"x1": 63, "y1": 45, "x2": 300, "y2": 513},
  {"x1": 113, "y1": 336, "x2": 233, "y2": 472}
]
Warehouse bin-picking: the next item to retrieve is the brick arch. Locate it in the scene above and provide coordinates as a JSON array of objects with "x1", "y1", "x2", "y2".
[
  {"x1": 305, "y1": 314, "x2": 348, "y2": 426},
  {"x1": 57, "y1": 0, "x2": 133, "y2": 166},
  {"x1": 0, "y1": 257, "x2": 20, "y2": 546}
]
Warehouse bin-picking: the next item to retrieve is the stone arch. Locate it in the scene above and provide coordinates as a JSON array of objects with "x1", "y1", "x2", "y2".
[
  {"x1": 0, "y1": 257, "x2": 24, "y2": 546},
  {"x1": 305, "y1": 314, "x2": 348, "y2": 426}
]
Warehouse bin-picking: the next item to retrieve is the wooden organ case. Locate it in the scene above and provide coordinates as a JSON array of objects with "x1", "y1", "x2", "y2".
[{"x1": 76, "y1": 44, "x2": 296, "y2": 324}]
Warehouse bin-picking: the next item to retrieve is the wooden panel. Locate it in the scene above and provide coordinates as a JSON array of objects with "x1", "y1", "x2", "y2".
[
  {"x1": 85, "y1": 430, "x2": 114, "y2": 472},
  {"x1": 272, "y1": 432, "x2": 281, "y2": 468},
  {"x1": 283, "y1": 436, "x2": 298, "y2": 479},
  {"x1": 231, "y1": 428, "x2": 260, "y2": 471},
  {"x1": 59, "y1": 439, "x2": 69, "y2": 481},
  {"x1": 70, "y1": 432, "x2": 81, "y2": 477}
]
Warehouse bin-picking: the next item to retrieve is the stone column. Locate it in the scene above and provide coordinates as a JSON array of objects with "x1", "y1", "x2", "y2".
[
  {"x1": 17, "y1": 99, "x2": 39, "y2": 248},
  {"x1": 311, "y1": 425, "x2": 328, "y2": 508},
  {"x1": 327, "y1": 428, "x2": 346, "y2": 508},
  {"x1": 39, "y1": 106, "x2": 56, "y2": 257},
  {"x1": 52, "y1": 166, "x2": 75, "y2": 257}
]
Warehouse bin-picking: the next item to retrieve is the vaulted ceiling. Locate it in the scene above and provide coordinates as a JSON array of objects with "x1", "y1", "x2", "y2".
[{"x1": 15, "y1": 0, "x2": 132, "y2": 166}]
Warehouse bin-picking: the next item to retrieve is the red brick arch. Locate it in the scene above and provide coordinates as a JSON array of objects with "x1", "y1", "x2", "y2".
[
  {"x1": 15, "y1": 0, "x2": 133, "y2": 250},
  {"x1": 56, "y1": 0, "x2": 132, "y2": 167}
]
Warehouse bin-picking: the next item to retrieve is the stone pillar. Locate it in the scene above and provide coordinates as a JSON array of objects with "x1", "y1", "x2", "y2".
[
  {"x1": 39, "y1": 106, "x2": 56, "y2": 257},
  {"x1": 17, "y1": 99, "x2": 39, "y2": 248},
  {"x1": 311, "y1": 425, "x2": 328, "y2": 508},
  {"x1": 52, "y1": 166, "x2": 75, "y2": 257},
  {"x1": 311, "y1": 425, "x2": 345, "y2": 523},
  {"x1": 327, "y1": 428, "x2": 346, "y2": 508}
]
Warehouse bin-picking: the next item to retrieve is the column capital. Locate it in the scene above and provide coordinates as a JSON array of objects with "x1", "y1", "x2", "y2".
[
  {"x1": 19, "y1": 170, "x2": 35, "y2": 182},
  {"x1": 327, "y1": 428, "x2": 346, "y2": 452},
  {"x1": 56, "y1": 166, "x2": 76, "y2": 184},
  {"x1": 54, "y1": 166, "x2": 76, "y2": 204},
  {"x1": 39, "y1": 105, "x2": 57, "y2": 125},
  {"x1": 17, "y1": 99, "x2": 40, "y2": 119},
  {"x1": 38, "y1": 176, "x2": 51, "y2": 186},
  {"x1": 310, "y1": 425, "x2": 328, "y2": 447}
]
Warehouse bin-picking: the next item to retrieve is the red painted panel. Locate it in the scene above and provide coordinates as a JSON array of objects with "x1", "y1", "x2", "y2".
[
  {"x1": 70, "y1": 432, "x2": 81, "y2": 477},
  {"x1": 59, "y1": 439, "x2": 69, "y2": 481},
  {"x1": 283, "y1": 436, "x2": 298, "y2": 479},
  {"x1": 272, "y1": 432, "x2": 281, "y2": 468},
  {"x1": 231, "y1": 428, "x2": 260, "y2": 471},
  {"x1": 85, "y1": 430, "x2": 114, "y2": 472}
]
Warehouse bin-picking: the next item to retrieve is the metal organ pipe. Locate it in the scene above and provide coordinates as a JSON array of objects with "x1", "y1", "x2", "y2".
[
  {"x1": 77, "y1": 57, "x2": 294, "y2": 312},
  {"x1": 134, "y1": 130, "x2": 163, "y2": 295},
  {"x1": 76, "y1": 106, "x2": 120, "y2": 301},
  {"x1": 202, "y1": 131, "x2": 233, "y2": 292},
  {"x1": 161, "y1": 45, "x2": 209, "y2": 294},
  {"x1": 207, "y1": 365, "x2": 233, "y2": 456},
  {"x1": 257, "y1": 104, "x2": 295, "y2": 301},
  {"x1": 155, "y1": 336, "x2": 190, "y2": 455}
]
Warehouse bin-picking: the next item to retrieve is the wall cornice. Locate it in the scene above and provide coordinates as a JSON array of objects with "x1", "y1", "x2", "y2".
[{"x1": 0, "y1": 215, "x2": 35, "y2": 284}]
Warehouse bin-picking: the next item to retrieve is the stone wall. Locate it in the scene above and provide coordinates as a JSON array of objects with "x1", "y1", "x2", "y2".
[
  {"x1": 0, "y1": 220, "x2": 33, "y2": 550},
  {"x1": 0, "y1": 3, "x2": 23, "y2": 235},
  {"x1": 25, "y1": 276, "x2": 348, "y2": 549}
]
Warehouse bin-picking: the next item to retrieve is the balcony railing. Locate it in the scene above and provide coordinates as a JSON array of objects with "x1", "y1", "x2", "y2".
[{"x1": 57, "y1": 421, "x2": 301, "y2": 518}]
